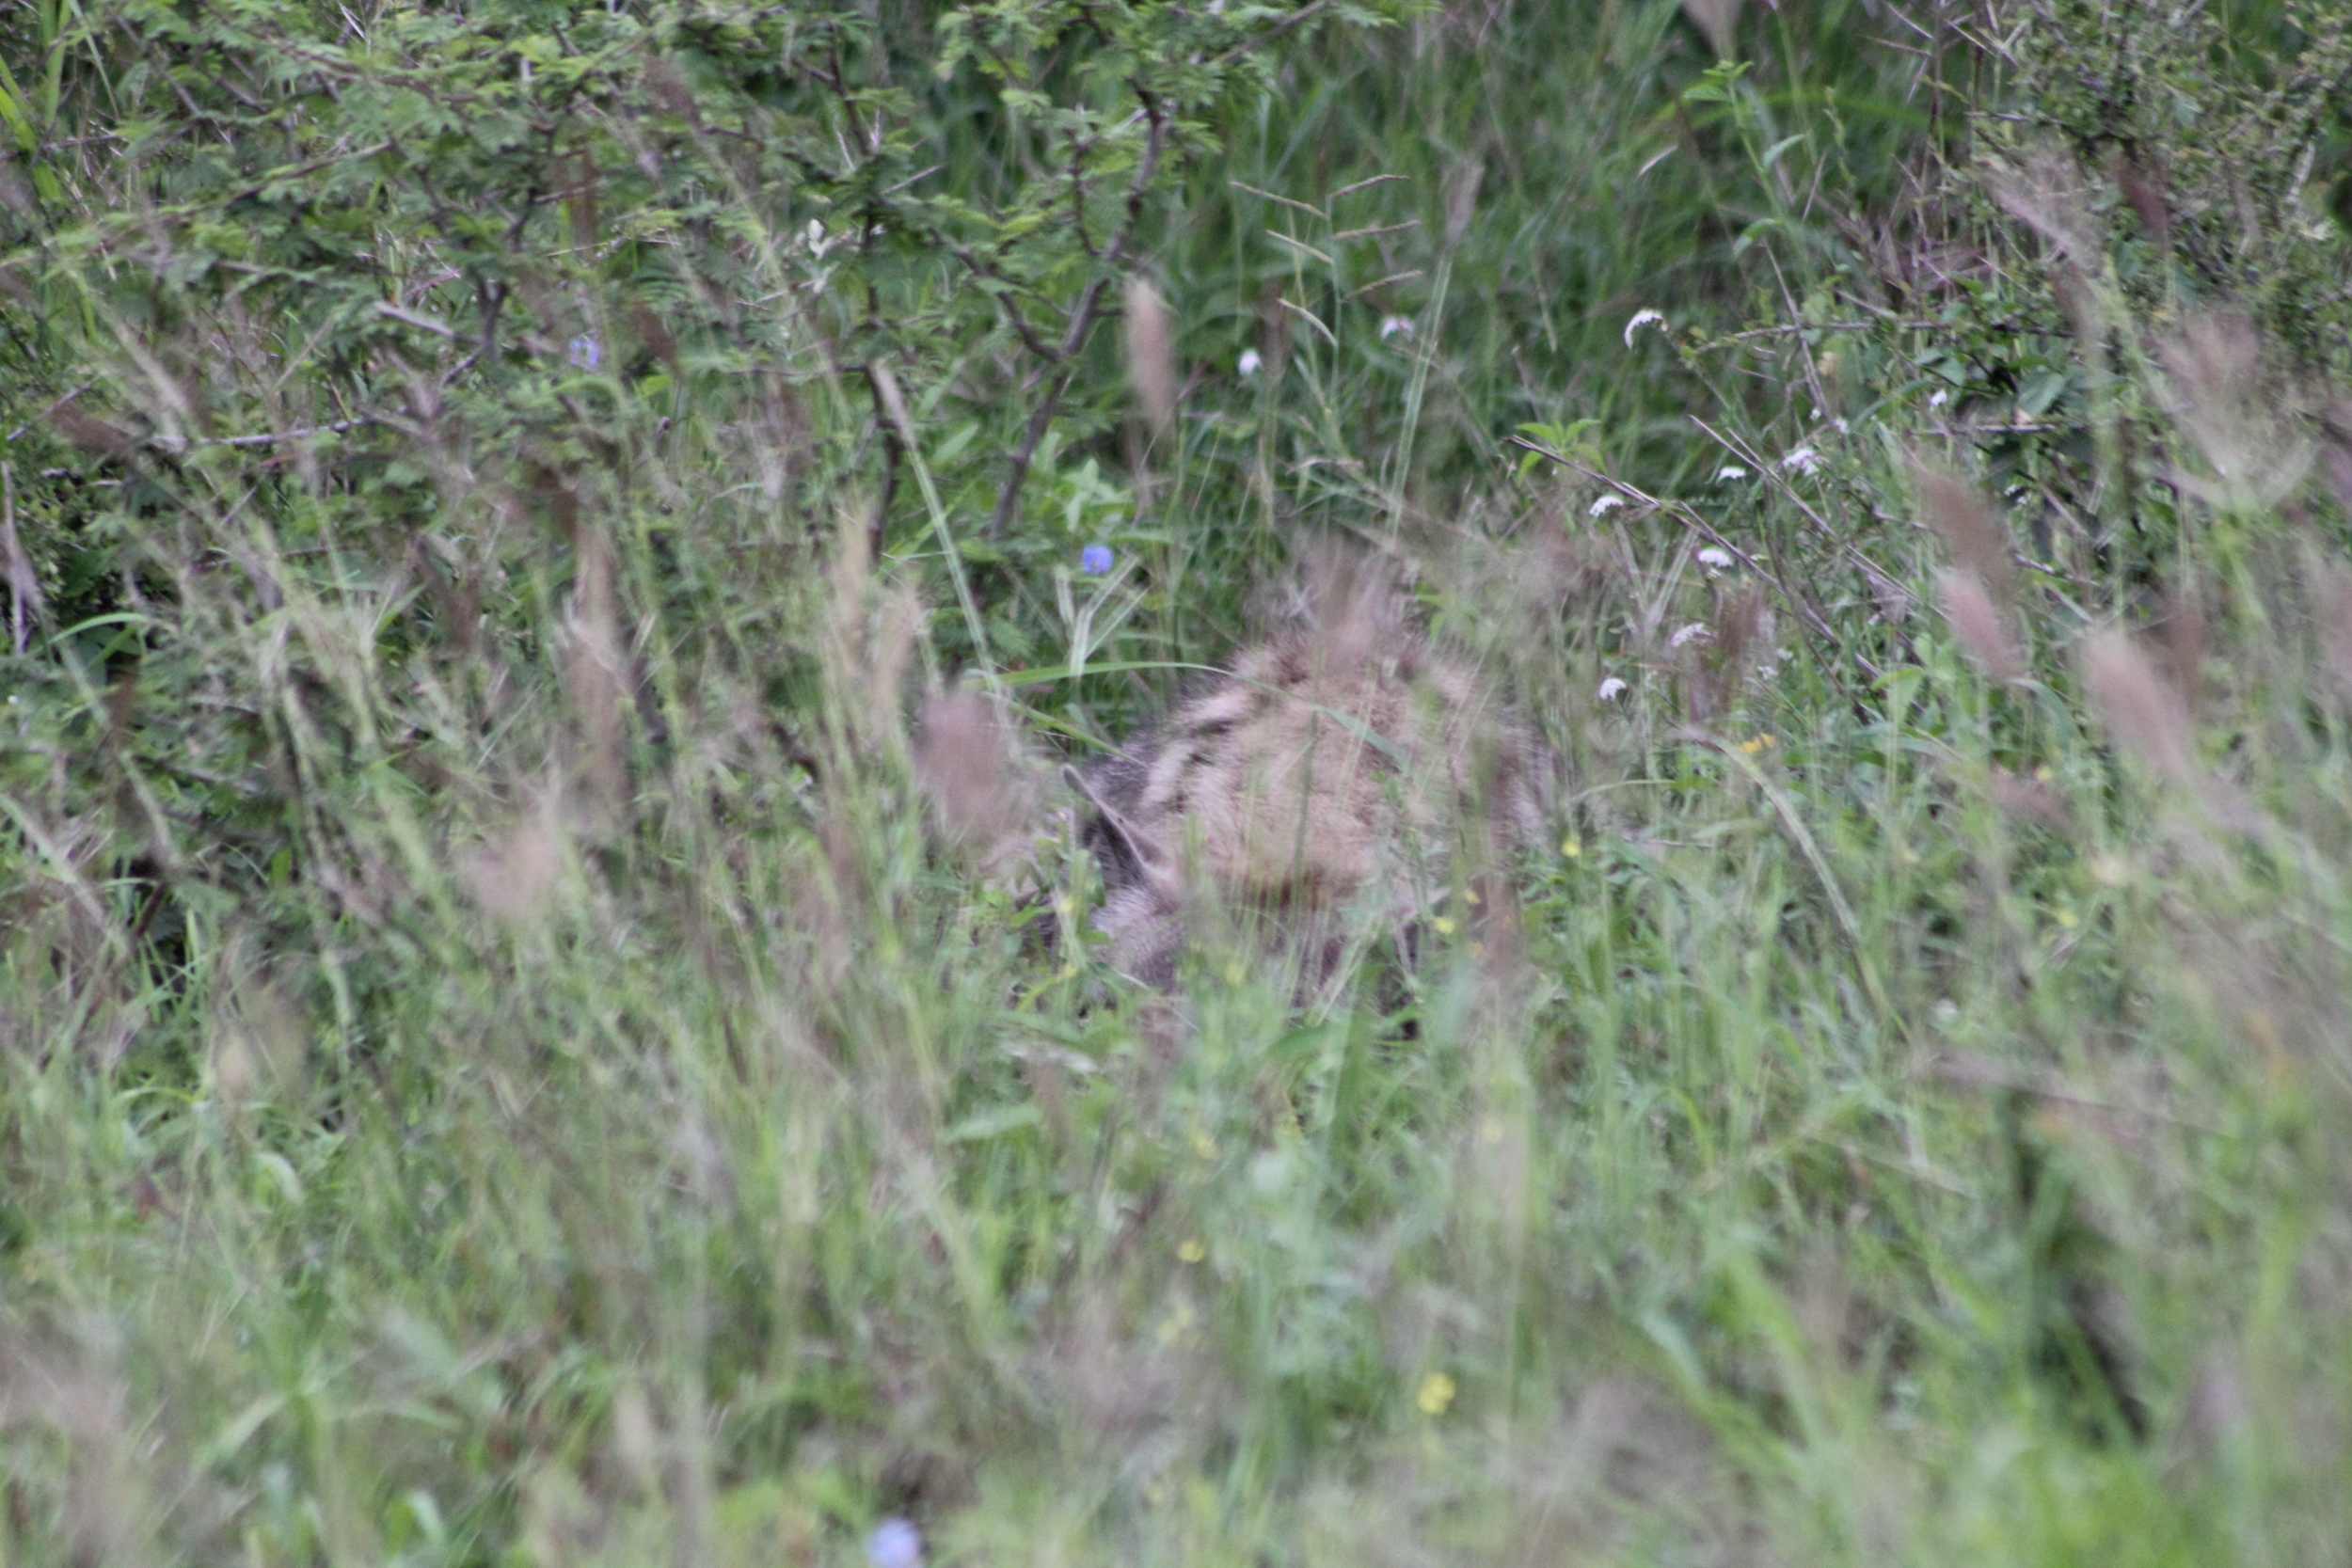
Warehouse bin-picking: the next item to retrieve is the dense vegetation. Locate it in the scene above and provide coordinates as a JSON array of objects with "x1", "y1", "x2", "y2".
[{"x1": 4, "y1": 0, "x2": 2352, "y2": 1560}]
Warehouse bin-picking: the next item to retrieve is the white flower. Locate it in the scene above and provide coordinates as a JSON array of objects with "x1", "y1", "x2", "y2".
[
  {"x1": 1237, "y1": 348, "x2": 1263, "y2": 378},
  {"x1": 1623, "y1": 309, "x2": 1667, "y2": 348},
  {"x1": 1928, "y1": 389, "x2": 1948, "y2": 408},
  {"x1": 1781, "y1": 446, "x2": 1820, "y2": 476},
  {"x1": 1669, "y1": 621, "x2": 1710, "y2": 649},
  {"x1": 1379, "y1": 315, "x2": 1412, "y2": 341},
  {"x1": 1597, "y1": 676, "x2": 1628, "y2": 701},
  {"x1": 1696, "y1": 546, "x2": 1732, "y2": 569},
  {"x1": 1587, "y1": 494, "x2": 1626, "y2": 516},
  {"x1": 1713, "y1": 465, "x2": 1748, "y2": 482}
]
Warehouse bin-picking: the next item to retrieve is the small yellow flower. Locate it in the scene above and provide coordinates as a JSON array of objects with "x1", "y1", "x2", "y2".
[
  {"x1": 1416, "y1": 1372, "x2": 1457, "y2": 1416},
  {"x1": 1191, "y1": 1130, "x2": 1218, "y2": 1161},
  {"x1": 1739, "y1": 736, "x2": 1764, "y2": 754},
  {"x1": 2053, "y1": 909, "x2": 2078, "y2": 928},
  {"x1": 1222, "y1": 958, "x2": 1248, "y2": 987},
  {"x1": 1155, "y1": 1300, "x2": 1196, "y2": 1348},
  {"x1": 1431, "y1": 915, "x2": 1456, "y2": 936},
  {"x1": 1177, "y1": 1237, "x2": 1206, "y2": 1264},
  {"x1": 1560, "y1": 836, "x2": 1581, "y2": 858}
]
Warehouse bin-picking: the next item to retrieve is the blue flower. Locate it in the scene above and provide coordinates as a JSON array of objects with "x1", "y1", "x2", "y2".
[
  {"x1": 567, "y1": 335, "x2": 601, "y2": 370},
  {"x1": 865, "y1": 1517, "x2": 923, "y2": 1568},
  {"x1": 1080, "y1": 544, "x2": 1114, "y2": 576}
]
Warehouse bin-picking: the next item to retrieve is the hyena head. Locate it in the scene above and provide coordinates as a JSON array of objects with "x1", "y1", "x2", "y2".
[{"x1": 1073, "y1": 552, "x2": 1547, "y2": 990}]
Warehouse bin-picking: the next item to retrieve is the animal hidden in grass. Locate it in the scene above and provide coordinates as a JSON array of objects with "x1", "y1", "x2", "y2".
[{"x1": 921, "y1": 548, "x2": 1550, "y2": 992}]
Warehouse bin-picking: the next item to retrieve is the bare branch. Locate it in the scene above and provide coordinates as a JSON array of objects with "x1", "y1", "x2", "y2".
[{"x1": 987, "y1": 88, "x2": 1174, "y2": 540}]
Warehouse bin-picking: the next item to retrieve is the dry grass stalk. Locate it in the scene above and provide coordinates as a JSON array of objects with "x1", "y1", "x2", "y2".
[
  {"x1": 1679, "y1": 0, "x2": 1741, "y2": 58},
  {"x1": 1986, "y1": 150, "x2": 2102, "y2": 265},
  {"x1": 1938, "y1": 567, "x2": 2025, "y2": 683},
  {"x1": 2319, "y1": 397, "x2": 2352, "y2": 513},
  {"x1": 1, "y1": 1338, "x2": 165, "y2": 1566},
  {"x1": 2319, "y1": 562, "x2": 2352, "y2": 699},
  {"x1": 461, "y1": 785, "x2": 568, "y2": 924},
  {"x1": 1443, "y1": 159, "x2": 1484, "y2": 246},
  {"x1": 2157, "y1": 314, "x2": 2312, "y2": 509},
  {"x1": 1987, "y1": 765, "x2": 2070, "y2": 829},
  {"x1": 2079, "y1": 629, "x2": 2200, "y2": 791},
  {"x1": 914, "y1": 689, "x2": 1043, "y2": 876},
  {"x1": 2, "y1": 460, "x2": 43, "y2": 654},
  {"x1": 1912, "y1": 464, "x2": 2016, "y2": 601},
  {"x1": 1122, "y1": 277, "x2": 1177, "y2": 437}
]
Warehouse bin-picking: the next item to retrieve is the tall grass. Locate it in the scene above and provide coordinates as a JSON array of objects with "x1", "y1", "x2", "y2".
[{"x1": 3, "y1": 0, "x2": 2352, "y2": 1563}]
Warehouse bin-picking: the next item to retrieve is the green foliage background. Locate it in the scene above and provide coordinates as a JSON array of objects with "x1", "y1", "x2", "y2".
[{"x1": 3, "y1": 0, "x2": 2352, "y2": 1562}]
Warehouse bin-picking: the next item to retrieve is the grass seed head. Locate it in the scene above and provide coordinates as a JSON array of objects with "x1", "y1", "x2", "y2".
[
  {"x1": 1912, "y1": 463, "x2": 2016, "y2": 601},
  {"x1": 1987, "y1": 149, "x2": 2101, "y2": 265},
  {"x1": 1443, "y1": 159, "x2": 1484, "y2": 245},
  {"x1": 916, "y1": 690, "x2": 1037, "y2": 863},
  {"x1": 1123, "y1": 277, "x2": 1177, "y2": 437},
  {"x1": 1938, "y1": 567, "x2": 2024, "y2": 683},
  {"x1": 2079, "y1": 629, "x2": 2199, "y2": 789},
  {"x1": 462, "y1": 788, "x2": 568, "y2": 923},
  {"x1": 2320, "y1": 562, "x2": 2352, "y2": 699},
  {"x1": 2158, "y1": 314, "x2": 2312, "y2": 509},
  {"x1": 1679, "y1": 0, "x2": 1741, "y2": 59}
]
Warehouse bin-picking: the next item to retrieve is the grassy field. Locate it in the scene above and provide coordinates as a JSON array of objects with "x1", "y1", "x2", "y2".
[{"x1": 3, "y1": 0, "x2": 2352, "y2": 1562}]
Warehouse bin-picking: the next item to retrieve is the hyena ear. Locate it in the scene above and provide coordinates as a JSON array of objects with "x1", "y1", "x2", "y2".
[{"x1": 1066, "y1": 763, "x2": 1176, "y2": 887}]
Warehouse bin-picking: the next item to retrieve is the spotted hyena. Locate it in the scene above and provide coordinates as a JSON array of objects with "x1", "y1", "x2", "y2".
[
  {"x1": 918, "y1": 550, "x2": 1548, "y2": 991},
  {"x1": 1068, "y1": 560, "x2": 1547, "y2": 990}
]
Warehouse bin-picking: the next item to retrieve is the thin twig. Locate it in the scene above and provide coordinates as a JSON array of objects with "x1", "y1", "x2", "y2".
[
  {"x1": 375, "y1": 301, "x2": 457, "y2": 338},
  {"x1": 193, "y1": 418, "x2": 373, "y2": 449},
  {"x1": 1203, "y1": 0, "x2": 1333, "y2": 70},
  {"x1": 1690, "y1": 417, "x2": 1916, "y2": 626},
  {"x1": 988, "y1": 91, "x2": 1173, "y2": 540}
]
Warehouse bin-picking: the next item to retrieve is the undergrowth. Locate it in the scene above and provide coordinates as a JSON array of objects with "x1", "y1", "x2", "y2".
[{"x1": 3, "y1": 0, "x2": 2351, "y2": 1563}]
